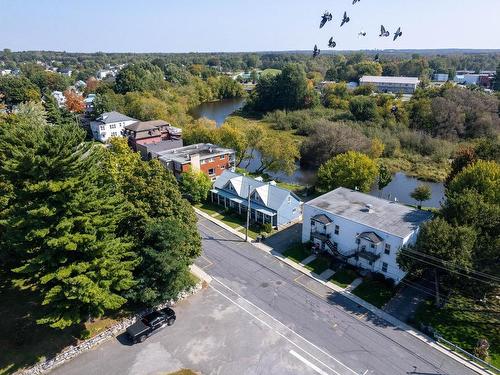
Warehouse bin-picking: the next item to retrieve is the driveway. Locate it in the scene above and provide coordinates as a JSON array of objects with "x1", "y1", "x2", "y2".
[
  {"x1": 51, "y1": 287, "x2": 324, "y2": 375},
  {"x1": 263, "y1": 222, "x2": 302, "y2": 253}
]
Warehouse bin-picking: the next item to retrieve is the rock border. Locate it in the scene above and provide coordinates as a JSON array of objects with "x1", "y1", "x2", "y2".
[{"x1": 18, "y1": 281, "x2": 203, "y2": 375}]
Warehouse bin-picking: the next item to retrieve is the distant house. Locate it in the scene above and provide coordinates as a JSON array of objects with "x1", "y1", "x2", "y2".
[
  {"x1": 58, "y1": 67, "x2": 73, "y2": 77},
  {"x1": 211, "y1": 170, "x2": 303, "y2": 228},
  {"x1": 455, "y1": 74, "x2": 480, "y2": 86},
  {"x1": 90, "y1": 111, "x2": 137, "y2": 143},
  {"x1": 302, "y1": 188, "x2": 432, "y2": 284},
  {"x1": 96, "y1": 69, "x2": 114, "y2": 80},
  {"x1": 433, "y1": 73, "x2": 449, "y2": 82},
  {"x1": 84, "y1": 94, "x2": 96, "y2": 113},
  {"x1": 157, "y1": 143, "x2": 235, "y2": 180},
  {"x1": 0, "y1": 69, "x2": 12, "y2": 76},
  {"x1": 359, "y1": 75, "x2": 420, "y2": 94},
  {"x1": 51, "y1": 91, "x2": 66, "y2": 108},
  {"x1": 122, "y1": 120, "x2": 182, "y2": 150}
]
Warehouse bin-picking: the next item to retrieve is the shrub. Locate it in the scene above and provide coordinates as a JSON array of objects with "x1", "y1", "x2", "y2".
[{"x1": 262, "y1": 223, "x2": 273, "y2": 233}]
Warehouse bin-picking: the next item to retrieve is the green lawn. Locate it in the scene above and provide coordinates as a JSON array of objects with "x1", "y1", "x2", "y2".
[
  {"x1": 329, "y1": 267, "x2": 359, "y2": 288},
  {"x1": 413, "y1": 295, "x2": 500, "y2": 368},
  {"x1": 352, "y1": 279, "x2": 396, "y2": 308},
  {"x1": 282, "y1": 243, "x2": 311, "y2": 263},
  {"x1": 305, "y1": 256, "x2": 331, "y2": 275}
]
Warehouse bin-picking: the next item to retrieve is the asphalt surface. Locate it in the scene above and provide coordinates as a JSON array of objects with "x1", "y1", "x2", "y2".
[
  {"x1": 195, "y1": 216, "x2": 476, "y2": 375},
  {"x1": 50, "y1": 216, "x2": 477, "y2": 375}
]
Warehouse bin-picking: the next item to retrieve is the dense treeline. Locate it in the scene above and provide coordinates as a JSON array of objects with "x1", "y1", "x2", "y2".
[
  {"x1": 0, "y1": 103, "x2": 201, "y2": 328},
  {"x1": 1, "y1": 48, "x2": 499, "y2": 78}
]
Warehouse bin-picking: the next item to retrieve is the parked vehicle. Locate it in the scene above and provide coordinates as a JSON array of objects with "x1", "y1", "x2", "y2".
[{"x1": 126, "y1": 307, "x2": 176, "y2": 344}]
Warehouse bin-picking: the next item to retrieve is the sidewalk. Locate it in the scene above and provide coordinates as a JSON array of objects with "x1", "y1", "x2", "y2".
[{"x1": 195, "y1": 207, "x2": 493, "y2": 375}]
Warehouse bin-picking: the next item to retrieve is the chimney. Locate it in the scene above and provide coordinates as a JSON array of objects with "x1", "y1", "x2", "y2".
[{"x1": 365, "y1": 204, "x2": 373, "y2": 213}]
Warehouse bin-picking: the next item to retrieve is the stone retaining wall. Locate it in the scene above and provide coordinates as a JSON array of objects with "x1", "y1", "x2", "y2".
[{"x1": 18, "y1": 282, "x2": 203, "y2": 375}]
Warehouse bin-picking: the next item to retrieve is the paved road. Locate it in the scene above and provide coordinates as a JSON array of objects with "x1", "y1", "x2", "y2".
[
  {"x1": 196, "y1": 216, "x2": 476, "y2": 375},
  {"x1": 51, "y1": 216, "x2": 477, "y2": 375}
]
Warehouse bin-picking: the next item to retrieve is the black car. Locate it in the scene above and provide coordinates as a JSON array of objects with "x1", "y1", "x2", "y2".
[{"x1": 126, "y1": 307, "x2": 176, "y2": 343}]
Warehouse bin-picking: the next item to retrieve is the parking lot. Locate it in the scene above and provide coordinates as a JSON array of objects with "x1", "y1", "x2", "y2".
[{"x1": 51, "y1": 286, "x2": 328, "y2": 375}]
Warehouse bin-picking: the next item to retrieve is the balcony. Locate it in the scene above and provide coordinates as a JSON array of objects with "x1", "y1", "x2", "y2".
[{"x1": 310, "y1": 230, "x2": 329, "y2": 242}]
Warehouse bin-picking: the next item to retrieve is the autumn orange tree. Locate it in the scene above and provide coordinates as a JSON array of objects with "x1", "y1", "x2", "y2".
[{"x1": 64, "y1": 90, "x2": 85, "y2": 113}]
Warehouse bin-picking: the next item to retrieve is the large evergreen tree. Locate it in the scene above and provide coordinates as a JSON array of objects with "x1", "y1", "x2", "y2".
[
  {"x1": 106, "y1": 138, "x2": 201, "y2": 305},
  {"x1": 0, "y1": 120, "x2": 136, "y2": 328}
]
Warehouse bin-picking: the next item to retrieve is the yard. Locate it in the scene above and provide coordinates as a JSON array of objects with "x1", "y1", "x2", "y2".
[
  {"x1": 352, "y1": 278, "x2": 396, "y2": 308},
  {"x1": 329, "y1": 267, "x2": 359, "y2": 288},
  {"x1": 282, "y1": 242, "x2": 311, "y2": 263},
  {"x1": 304, "y1": 256, "x2": 332, "y2": 275},
  {"x1": 413, "y1": 294, "x2": 500, "y2": 368},
  {"x1": 194, "y1": 201, "x2": 273, "y2": 239}
]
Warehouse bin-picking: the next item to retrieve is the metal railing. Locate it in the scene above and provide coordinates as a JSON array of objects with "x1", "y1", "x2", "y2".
[{"x1": 434, "y1": 333, "x2": 500, "y2": 374}]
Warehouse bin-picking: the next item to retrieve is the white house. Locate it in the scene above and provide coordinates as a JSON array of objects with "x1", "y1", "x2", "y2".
[
  {"x1": 51, "y1": 91, "x2": 66, "y2": 108},
  {"x1": 84, "y1": 94, "x2": 96, "y2": 113},
  {"x1": 90, "y1": 111, "x2": 137, "y2": 143},
  {"x1": 359, "y1": 75, "x2": 420, "y2": 94},
  {"x1": 302, "y1": 188, "x2": 432, "y2": 284}
]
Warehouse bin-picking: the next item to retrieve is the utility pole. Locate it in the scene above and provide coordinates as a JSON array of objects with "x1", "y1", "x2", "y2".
[{"x1": 245, "y1": 184, "x2": 251, "y2": 242}]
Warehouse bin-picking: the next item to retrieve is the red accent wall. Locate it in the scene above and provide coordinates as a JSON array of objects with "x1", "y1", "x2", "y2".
[{"x1": 200, "y1": 154, "x2": 232, "y2": 177}]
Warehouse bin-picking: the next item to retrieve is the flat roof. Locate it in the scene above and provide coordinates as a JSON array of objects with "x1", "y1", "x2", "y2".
[
  {"x1": 360, "y1": 75, "x2": 420, "y2": 85},
  {"x1": 158, "y1": 143, "x2": 234, "y2": 164},
  {"x1": 306, "y1": 187, "x2": 432, "y2": 238}
]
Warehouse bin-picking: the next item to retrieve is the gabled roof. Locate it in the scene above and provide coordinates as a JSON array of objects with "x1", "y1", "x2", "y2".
[
  {"x1": 124, "y1": 120, "x2": 170, "y2": 132},
  {"x1": 306, "y1": 187, "x2": 432, "y2": 238},
  {"x1": 214, "y1": 170, "x2": 301, "y2": 211},
  {"x1": 97, "y1": 111, "x2": 137, "y2": 124},
  {"x1": 358, "y1": 231, "x2": 384, "y2": 244},
  {"x1": 312, "y1": 214, "x2": 333, "y2": 225}
]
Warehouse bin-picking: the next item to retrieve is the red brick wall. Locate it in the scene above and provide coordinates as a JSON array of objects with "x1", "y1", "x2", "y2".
[{"x1": 199, "y1": 153, "x2": 232, "y2": 177}]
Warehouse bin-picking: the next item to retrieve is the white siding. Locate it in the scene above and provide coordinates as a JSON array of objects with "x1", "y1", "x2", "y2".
[
  {"x1": 90, "y1": 120, "x2": 137, "y2": 143},
  {"x1": 302, "y1": 204, "x2": 411, "y2": 283}
]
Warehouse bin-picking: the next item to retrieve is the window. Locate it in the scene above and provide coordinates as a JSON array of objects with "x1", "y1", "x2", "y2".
[
  {"x1": 201, "y1": 159, "x2": 206, "y2": 165},
  {"x1": 208, "y1": 168, "x2": 215, "y2": 175},
  {"x1": 311, "y1": 220, "x2": 315, "y2": 226},
  {"x1": 220, "y1": 165, "x2": 225, "y2": 169},
  {"x1": 109, "y1": 124, "x2": 116, "y2": 129},
  {"x1": 209, "y1": 157, "x2": 214, "y2": 162},
  {"x1": 370, "y1": 244, "x2": 375, "y2": 249},
  {"x1": 111, "y1": 132, "x2": 117, "y2": 136},
  {"x1": 384, "y1": 244, "x2": 391, "y2": 255},
  {"x1": 334, "y1": 225, "x2": 339, "y2": 235},
  {"x1": 99, "y1": 125, "x2": 106, "y2": 131},
  {"x1": 333, "y1": 242, "x2": 338, "y2": 250},
  {"x1": 382, "y1": 262, "x2": 388, "y2": 273},
  {"x1": 220, "y1": 155, "x2": 225, "y2": 160},
  {"x1": 292, "y1": 208, "x2": 297, "y2": 214},
  {"x1": 287, "y1": 196, "x2": 291, "y2": 204},
  {"x1": 355, "y1": 238, "x2": 360, "y2": 244}
]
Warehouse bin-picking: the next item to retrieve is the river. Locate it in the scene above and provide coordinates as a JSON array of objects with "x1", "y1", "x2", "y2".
[
  {"x1": 191, "y1": 99, "x2": 446, "y2": 208},
  {"x1": 190, "y1": 97, "x2": 245, "y2": 127}
]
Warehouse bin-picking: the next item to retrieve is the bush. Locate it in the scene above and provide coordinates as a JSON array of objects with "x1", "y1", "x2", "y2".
[{"x1": 262, "y1": 223, "x2": 273, "y2": 233}]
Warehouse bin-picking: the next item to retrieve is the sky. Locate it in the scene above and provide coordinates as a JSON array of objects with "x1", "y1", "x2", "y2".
[{"x1": 1, "y1": 0, "x2": 499, "y2": 53}]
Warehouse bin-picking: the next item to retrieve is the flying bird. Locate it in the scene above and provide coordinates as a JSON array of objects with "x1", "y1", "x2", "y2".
[
  {"x1": 393, "y1": 27, "x2": 403, "y2": 41},
  {"x1": 379, "y1": 25, "x2": 390, "y2": 37},
  {"x1": 358, "y1": 31, "x2": 367, "y2": 37},
  {"x1": 313, "y1": 44, "x2": 321, "y2": 57},
  {"x1": 352, "y1": 0, "x2": 360, "y2": 4},
  {"x1": 340, "y1": 11, "x2": 350, "y2": 27},
  {"x1": 328, "y1": 37, "x2": 336, "y2": 48},
  {"x1": 320, "y1": 12, "x2": 333, "y2": 28}
]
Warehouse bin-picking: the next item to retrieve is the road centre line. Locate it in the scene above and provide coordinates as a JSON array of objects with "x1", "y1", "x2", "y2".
[
  {"x1": 210, "y1": 285, "x2": 345, "y2": 375},
  {"x1": 290, "y1": 349, "x2": 331, "y2": 375},
  {"x1": 211, "y1": 276, "x2": 360, "y2": 375}
]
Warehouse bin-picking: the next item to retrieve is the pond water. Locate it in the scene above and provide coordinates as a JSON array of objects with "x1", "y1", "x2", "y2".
[
  {"x1": 191, "y1": 99, "x2": 446, "y2": 208},
  {"x1": 190, "y1": 97, "x2": 245, "y2": 127},
  {"x1": 370, "y1": 172, "x2": 445, "y2": 208}
]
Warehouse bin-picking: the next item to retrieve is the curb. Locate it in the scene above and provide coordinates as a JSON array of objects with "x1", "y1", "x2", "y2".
[
  {"x1": 194, "y1": 207, "x2": 254, "y2": 241},
  {"x1": 196, "y1": 211, "x2": 494, "y2": 375},
  {"x1": 18, "y1": 282, "x2": 204, "y2": 375}
]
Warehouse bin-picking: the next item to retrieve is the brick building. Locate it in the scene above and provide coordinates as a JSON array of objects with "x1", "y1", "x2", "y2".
[{"x1": 156, "y1": 143, "x2": 236, "y2": 180}]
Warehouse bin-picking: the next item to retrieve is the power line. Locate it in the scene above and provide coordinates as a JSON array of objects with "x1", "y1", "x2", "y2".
[
  {"x1": 400, "y1": 252, "x2": 499, "y2": 286},
  {"x1": 403, "y1": 247, "x2": 500, "y2": 282}
]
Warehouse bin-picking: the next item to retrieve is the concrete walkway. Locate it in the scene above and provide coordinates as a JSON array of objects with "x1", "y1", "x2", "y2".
[
  {"x1": 193, "y1": 207, "x2": 493, "y2": 375},
  {"x1": 299, "y1": 254, "x2": 316, "y2": 266},
  {"x1": 345, "y1": 277, "x2": 363, "y2": 292}
]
